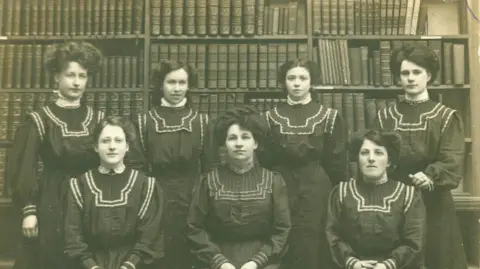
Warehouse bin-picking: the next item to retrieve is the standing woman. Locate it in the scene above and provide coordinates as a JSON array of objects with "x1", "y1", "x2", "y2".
[
  {"x1": 132, "y1": 60, "x2": 209, "y2": 269},
  {"x1": 263, "y1": 59, "x2": 348, "y2": 269},
  {"x1": 375, "y1": 43, "x2": 468, "y2": 269},
  {"x1": 5, "y1": 41, "x2": 105, "y2": 269}
]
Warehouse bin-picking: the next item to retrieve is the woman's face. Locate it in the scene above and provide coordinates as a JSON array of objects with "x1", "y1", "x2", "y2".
[
  {"x1": 358, "y1": 139, "x2": 389, "y2": 181},
  {"x1": 225, "y1": 123, "x2": 258, "y2": 163},
  {"x1": 55, "y1": 61, "x2": 88, "y2": 101},
  {"x1": 285, "y1": 66, "x2": 311, "y2": 101},
  {"x1": 94, "y1": 124, "x2": 129, "y2": 167},
  {"x1": 399, "y1": 60, "x2": 431, "y2": 98},
  {"x1": 162, "y1": 68, "x2": 189, "y2": 105}
]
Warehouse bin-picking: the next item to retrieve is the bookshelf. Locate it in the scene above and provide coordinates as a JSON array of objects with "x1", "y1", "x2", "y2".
[{"x1": 0, "y1": 0, "x2": 479, "y2": 265}]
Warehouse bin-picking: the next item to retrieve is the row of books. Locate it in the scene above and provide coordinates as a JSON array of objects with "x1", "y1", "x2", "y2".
[
  {"x1": 0, "y1": 0, "x2": 145, "y2": 36},
  {"x1": 0, "y1": 40, "x2": 468, "y2": 90},
  {"x1": 151, "y1": 0, "x2": 307, "y2": 36},
  {"x1": 151, "y1": 42, "x2": 308, "y2": 89},
  {"x1": 0, "y1": 44, "x2": 145, "y2": 89},
  {"x1": 314, "y1": 39, "x2": 467, "y2": 86},
  {"x1": 312, "y1": 0, "x2": 423, "y2": 36},
  {"x1": 2, "y1": 0, "x2": 464, "y2": 38}
]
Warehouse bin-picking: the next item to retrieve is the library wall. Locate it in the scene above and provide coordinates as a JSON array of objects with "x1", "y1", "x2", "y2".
[{"x1": 0, "y1": 0, "x2": 478, "y2": 268}]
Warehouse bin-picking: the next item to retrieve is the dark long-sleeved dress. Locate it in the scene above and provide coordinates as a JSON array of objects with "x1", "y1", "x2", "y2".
[
  {"x1": 5, "y1": 103, "x2": 104, "y2": 269},
  {"x1": 375, "y1": 98, "x2": 468, "y2": 269},
  {"x1": 65, "y1": 167, "x2": 164, "y2": 269},
  {"x1": 263, "y1": 100, "x2": 348, "y2": 269},
  {"x1": 326, "y1": 178, "x2": 426, "y2": 269},
  {"x1": 187, "y1": 163, "x2": 291, "y2": 269},
  {"x1": 133, "y1": 104, "x2": 209, "y2": 269}
]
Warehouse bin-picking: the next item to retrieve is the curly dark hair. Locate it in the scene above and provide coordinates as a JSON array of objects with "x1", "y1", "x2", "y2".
[
  {"x1": 150, "y1": 60, "x2": 198, "y2": 106},
  {"x1": 44, "y1": 41, "x2": 103, "y2": 74},
  {"x1": 390, "y1": 43, "x2": 440, "y2": 84},
  {"x1": 348, "y1": 129, "x2": 402, "y2": 170},
  {"x1": 214, "y1": 106, "x2": 269, "y2": 148},
  {"x1": 93, "y1": 116, "x2": 137, "y2": 146},
  {"x1": 277, "y1": 58, "x2": 321, "y2": 87}
]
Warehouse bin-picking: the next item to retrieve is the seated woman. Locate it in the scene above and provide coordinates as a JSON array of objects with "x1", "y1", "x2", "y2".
[
  {"x1": 326, "y1": 129, "x2": 426, "y2": 269},
  {"x1": 64, "y1": 116, "x2": 164, "y2": 269},
  {"x1": 187, "y1": 106, "x2": 291, "y2": 269}
]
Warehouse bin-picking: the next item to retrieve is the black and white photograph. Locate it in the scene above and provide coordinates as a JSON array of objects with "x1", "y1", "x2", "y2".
[{"x1": 0, "y1": 0, "x2": 478, "y2": 269}]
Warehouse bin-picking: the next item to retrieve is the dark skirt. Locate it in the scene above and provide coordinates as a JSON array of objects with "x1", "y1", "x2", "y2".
[
  {"x1": 423, "y1": 190, "x2": 468, "y2": 269},
  {"x1": 13, "y1": 170, "x2": 72, "y2": 269},
  {"x1": 275, "y1": 161, "x2": 332, "y2": 269},
  {"x1": 156, "y1": 173, "x2": 197, "y2": 269}
]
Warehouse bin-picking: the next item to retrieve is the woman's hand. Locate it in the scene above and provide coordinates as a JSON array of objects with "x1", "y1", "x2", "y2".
[
  {"x1": 220, "y1": 262, "x2": 236, "y2": 269},
  {"x1": 353, "y1": 260, "x2": 378, "y2": 269},
  {"x1": 373, "y1": 263, "x2": 387, "y2": 269},
  {"x1": 240, "y1": 261, "x2": 258, "y2": 269},
  {"x1": 22, "y1": 215, "x2": 38, "y2": 237},
  {"x1": 409, "y1": 172, "x2": 434, "y2": 191}
]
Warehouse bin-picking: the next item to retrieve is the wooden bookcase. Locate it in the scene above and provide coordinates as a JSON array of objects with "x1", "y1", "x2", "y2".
[{"x1": 0, "y1": 0, "x2": 479, "y2": 267}]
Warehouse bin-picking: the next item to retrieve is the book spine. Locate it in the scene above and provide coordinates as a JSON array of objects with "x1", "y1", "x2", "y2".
[
  {"x1": 116, "y1": 0, "x2": 124, "y2": 35},
  {"x1": 247, "y1": 44, "x2": 258, "y2": 89},
  {"x1": 196, "y1": 0, "x2": 207, "y2": 36},
  {"x1": 231, "y1": 0, "x2": 242, "y2": 36},
  {"x1": 172, "y1": 0, "x2": 184, "y2": 35},
  {"x1": 227, "y1": 44, "x2": 239, "y2": 89},
  {"x1": 219, "y1": 0, "x2": 230, "y2": 36},
  {"x1": 207, "y1": 44, "x2": 218, "y2": 89},
  {"x1": 124, "y1": 0, "x2": 133, "y2": 34},
  {"x1": 185, "y1": 0, "x2": 196, "y2": 36},
  {"x1": 255, "y1": 0, "x2": 265, "y2": 35},
  {"x1": 217, "y1": 44, "x2": 228, "y2": 88},
  {"x1": 0, "y1": 93, "x2": 9, "y2": 141}
]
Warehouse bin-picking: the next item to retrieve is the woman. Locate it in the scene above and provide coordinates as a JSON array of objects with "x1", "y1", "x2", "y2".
[
  {"x1": 326, "y1": 129, "x2": 426, "y2": 269},
  {"x1": 5, "y1": 41, "x2": 105, "y2": 269},
  {"x1": 132, "y1": 60, "x2": 210, "y2": 269},
  {"x1": 375, "y1": 44, "x2": 468, "y2": 269},
  {"x1": 64, "y1": 116, "x2": 164, "y2": 269},
  {"x1": 187, "y1": 106, "x2": 291, "y2": 269},
  {"x1": 263, "y1": 59, "x2": 348, "y2": 269}
]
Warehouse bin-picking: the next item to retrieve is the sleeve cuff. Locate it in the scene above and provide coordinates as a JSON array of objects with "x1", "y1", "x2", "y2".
[
  {"x1": 122, "y1": 254, "x2": 140, "y2": 269},
  {"x1": 346, "y1": 257, "x2": 359, "y2": 269},
  {"x1": 81, "y1": 258, "x2": 98, "y2": 269},
  {"x1": 250, "y1": 252, "x2": 269, "y2": 267},
  {"x1": 211, "y1": 254, "x2": 229, "y2": 269},
  {"x1": 424, "y1": 167, "x2": 438, "y2": 182},
  {"x1": 22, "y1": 205, "x2": 37, "y2": 217},
  {"x1": 383, "y1": 259, "x2": 397, "y2": 269}
]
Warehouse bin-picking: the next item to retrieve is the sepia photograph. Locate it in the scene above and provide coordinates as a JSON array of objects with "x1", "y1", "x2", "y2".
[{"x1": 0, "y1": 0, "x2": 478, "y2": 269}]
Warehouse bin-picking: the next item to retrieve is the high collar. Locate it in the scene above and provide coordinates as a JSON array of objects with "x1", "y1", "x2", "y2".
[
  {"x1": 98, "y1": 163, "x2": 126, "y2": 175},
  {"x1": 287, "y1": 92, "x2": 312, "y2": 106},
  {"x1": 226, "y1": 159, "x2": 255, "y2": 174},
  {"x1": 404, "y1": 90, "x2": 429, "y2": 104},
  {"x1": 161, "y1": 97, "x2": 187, "y2": 108},
  {"x1": 54, "y1": 91, "x2": 81, "y2": 108}
]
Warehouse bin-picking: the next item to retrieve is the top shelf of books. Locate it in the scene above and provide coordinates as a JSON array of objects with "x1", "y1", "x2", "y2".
[{"x1": 0, "y1": 0, "x2": 468, "y2": 40}]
